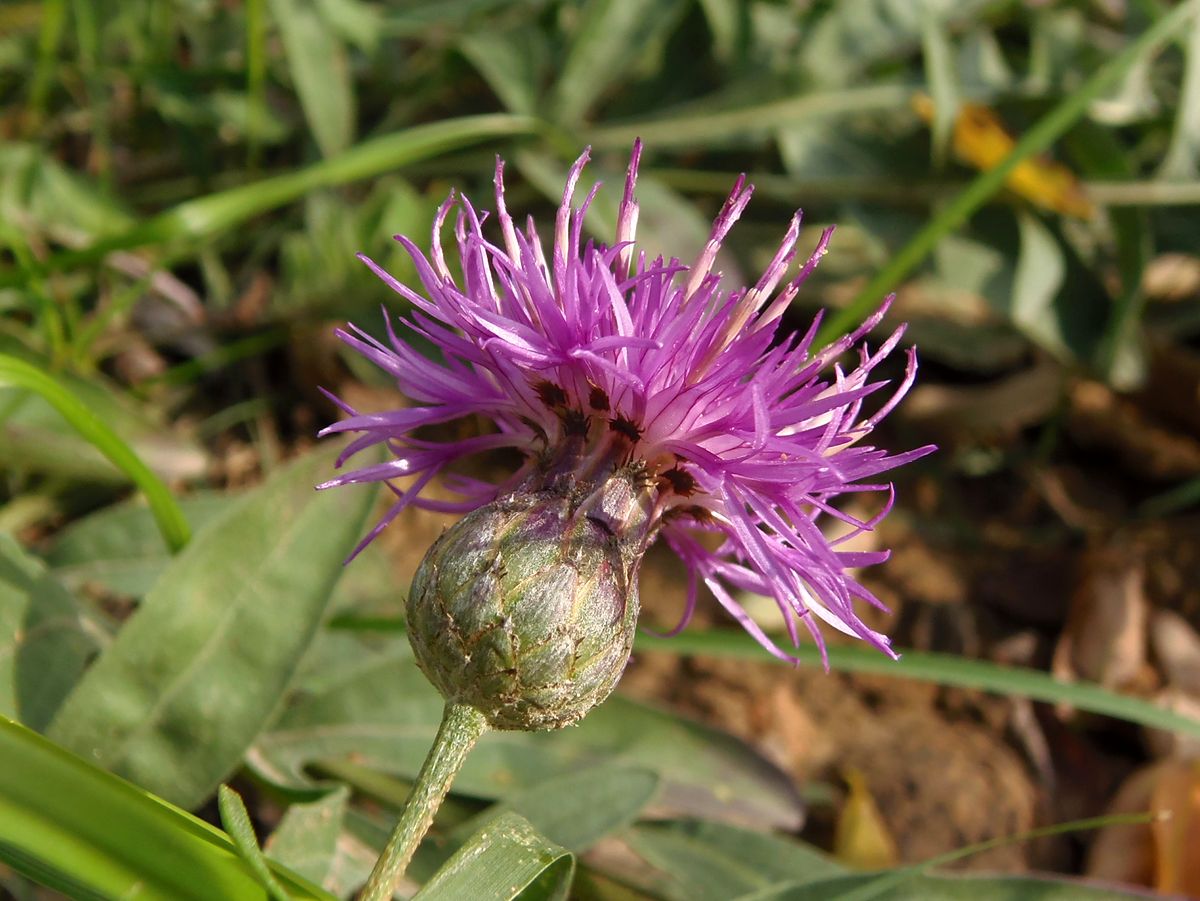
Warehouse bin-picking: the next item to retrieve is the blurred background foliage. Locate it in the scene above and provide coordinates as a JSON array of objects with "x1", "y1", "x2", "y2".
[{"x1": 3, "y1": 0, "x2": 1200, "y2": 898}]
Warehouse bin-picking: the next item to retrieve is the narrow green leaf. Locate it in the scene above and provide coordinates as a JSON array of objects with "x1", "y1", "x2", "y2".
[
  {"x1": 0, "y1": 715, "x2": 333, "y2": 901},
  {"x1": 816, "y1": 0, "x2": 1199, "y2": 346},
  {"x1": 737, "y1": 813, "x2": 1154, "y2": 900},
  {"x1": 268, "y1": 0, "x2": 354, "y2": 158},
  {"x1": 266, "y1": 787, "x2": 350, "y2": 889},
  {"x1": 47, "y1": 445, "x2": 377, "y2": 809},
  {"x1": 0, "y1": 535, "x2": 101, "y2": 732},
  {"x1": 589, "y1": 85, "x2": 912, "y2": 150},
  {"x1": 413, "y1": 812, "x2": 574, "y2": 901},
  {"x1": 1009, "y1": 211, "x2": 1068, "y2": 357},
  {"x1": 551, "y1": 0, "x2": 665, "y2": 126},
  {"x1": 219, "y1": 785, "x2": 293, "y2": 901},
  {"x1": 0, "y1": 354, "x2": 191, "y2": 552},
  {"x1": 459, "y1": 27, "x2": 547, "y2": 116},
  {"x1": 0, "y1": 114, "x2": 536, "y2": 285},
  {"x1": 1159, "y1": 5, "x2": 1200, "y2": 179},
  {"x1": 1065, "y1": 122, "x2": 1154, "y2": 387},
  {"x1": 739, "y1": 872, "x2": 1137, "y2": 901},
  {"x1": 634, "y1": 630, "x2": 1200, "y2": 740}
]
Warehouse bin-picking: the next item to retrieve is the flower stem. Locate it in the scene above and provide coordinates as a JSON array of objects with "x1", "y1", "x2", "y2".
[{"x1": 358, "y1": 703, "x2": 488, "y2": 901}]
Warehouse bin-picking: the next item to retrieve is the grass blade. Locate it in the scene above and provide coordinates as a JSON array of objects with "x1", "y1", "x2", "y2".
[
  {"x1": 0, "y1": 715, "x2": 333, "y2": 900},
  {"x1": 219, "y1": 785, "x2": 293, "y2": 901},
  {"x1": 0, "y1": 114, "x2": 537, "y2": 286},
  {"x1": 0, "y1": 354, "x2": 190, "y2": 553},
  {"x1": 635, "y1": 630, "x2": 1200, "y2": 740}
]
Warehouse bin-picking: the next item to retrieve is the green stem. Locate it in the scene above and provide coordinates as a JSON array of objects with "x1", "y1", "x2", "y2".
[
  {"x1": 815, "y1": 0, "x2": 1200, "y2": 347},
  {"x1": 359, "y1": 703, "x2": 488, "y2": 901}
]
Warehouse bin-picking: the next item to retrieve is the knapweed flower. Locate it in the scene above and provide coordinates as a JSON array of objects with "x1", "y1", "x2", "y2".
[{"x1": 320, "y1": 143, "x2": 933, "y2": 729}]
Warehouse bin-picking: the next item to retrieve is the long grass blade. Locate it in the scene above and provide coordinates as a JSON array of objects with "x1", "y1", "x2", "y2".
[{"x1": 0, "y1": 355, "x2": 190, "y2": 552}]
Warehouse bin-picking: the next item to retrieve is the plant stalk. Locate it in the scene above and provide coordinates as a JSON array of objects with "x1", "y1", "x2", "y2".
[{"x1": 358, "y1": 703, "x2": 488, "y2": 901}]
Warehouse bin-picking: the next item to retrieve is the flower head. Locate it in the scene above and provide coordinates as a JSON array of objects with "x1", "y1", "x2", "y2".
[{"x1": 320, "y1": 143, "x2": 934, "y2": 668}]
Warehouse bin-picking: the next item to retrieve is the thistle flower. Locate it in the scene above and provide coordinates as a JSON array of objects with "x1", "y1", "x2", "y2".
[{"x1": 320, "y1": 143, "x2": 933, "y2": 728}]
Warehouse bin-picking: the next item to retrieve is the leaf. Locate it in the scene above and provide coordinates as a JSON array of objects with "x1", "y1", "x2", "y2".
[
  {"x1": 413, "y1": 811, "x2": 574, "y2": 901},
  {"x1": 1, "y1": 114, "x2": 536, "y2": 286},
  {"x1": 738, "y1": 872, "x2": 1138, "y2": 901},
  {"x1": 1009, "y1": 210, "x2": 1068, "y2": 357},
  {"x1": 0, "y1": 143, "x2": 135, "y2": 240},
  {"x1": 219, "y1": 785, "x2": 293, "y2": 901},
  {"x1": 268, "y1": 0, "x2": 355, "y2": 158},
  {"x1": 459, "y1": 26, "x2": 548, "y2": 116},
  {"x1": 910, "y1": 97, "x2": 1092, "y2": 218},
  {"x1": 799, "y1": 0, "x2": 996, "y2": 89},
  {"x1": 0, "y1": 715, "x2": 333, "y2": 901},
  {"x1": 832, "y1": 768, "x2": 899, "y2": 870},
  {"x1": 1063, "y1": 121, "x2": 1153, "y2": 388},
  {"x1": 248, "y1": 635, "x2": 804, "y2": 830},
  {"x1": 0, "y1": 535, "x2": 101, "y2": 732},
  {"x1": 313, "y1": 0, "x2": 381, "y2": 54},
  {"x1": 459, "y1": 763, "x2": 658, "y2": 853},
  {"x1": 589, "y1": 84, "x2": 912, "y2": 151},
  {"x1": 816, "y1": 1, "x2": 1198, "y2": 346},
  {"x1": 550, "y1": 0, "x2": 677, "y2": 126},
  {"x1": 0, "y1": 353, "x2": 195, "y2": 551},
  {"x1": 43, "y1": 493, "x2": 232, "y2": 597},
  {"x1": 619, "y1": 820, "x2": 846, "y2": 901},
  {"x1": 46, "y1": 445, "x2": 377, "y2": 809},
  {"x1": 409, "y1": 764, "x2": 659, "y2": 882},
  {"x1": 266, "y1": 787, "x2": 351, "y2": 890},
  {"x1": 633, "y1": 630, "x2": 1200, "y2": 742},
  {"x1": 1159, "y1": 7, "x2": 1200, "y2": 180}
]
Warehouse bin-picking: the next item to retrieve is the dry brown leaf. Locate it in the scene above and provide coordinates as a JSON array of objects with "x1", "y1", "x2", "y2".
[
  {"x1": 1087, "y1": 759, "x2": 1200, "y2": 895},
  {"x1": 1150, "y1": 760, "x2": 1200, "y2": 896},
  {"x1": 1052, "y1": 544, "x2": 1150, "y2": 692}
]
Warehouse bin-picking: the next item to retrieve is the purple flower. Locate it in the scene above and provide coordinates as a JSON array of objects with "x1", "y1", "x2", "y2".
[{"x1": 319, "y1": 143, "x2": 934, "y2": 666}]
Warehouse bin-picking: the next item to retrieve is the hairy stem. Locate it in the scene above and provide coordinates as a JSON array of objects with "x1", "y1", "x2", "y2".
[{"x1": 358, "y1": 703, "x2": 488, "y2": 901}]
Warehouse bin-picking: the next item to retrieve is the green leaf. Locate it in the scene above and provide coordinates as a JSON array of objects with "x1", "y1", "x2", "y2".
[
  {"x1": 0, "y1": 143, "x2": 134, "y2": 240},
  {"x1": 738, "y1": 872, "x2": 1138, "y2": 901},
  {"x1": 460, "y1": 763, "x2": 658, "y2": 853},
  {"x1": 589, "y1": 84, "x2": 912, "y2": 151},
  {"x1": 0, "y1": 348, "x2": 207, "y2": 485},
  {"x1": 1158, "y1": 4, "x2": 1200, "y2": 180},
  {"x1": 634, "y1": 630, "x2": 1200, "y2": 741},
  {"x1": 0, "y1": 715, "x2": 334, "y2": 901},
  {"x1": 0, "y1": 535, "x2": 101, "y2": 732},
  {"x1": 459, "y1": 26, "x2": 548, "y2": 116},
  {"x1": 551, "y1": 0, "x2": 679, "y2": 126},
  {"x1": 266, "y1": 787, "x2": 350, "y2": 890},
  {"x1": 43, "y1": 494, "x2": 232, "y2": 597},
  {"x1": 268, "y1": 0, "x2": 355, "y2": 158},
  {"x1": 413, "y1": 811, "x2": 574, "y2": 901},
  {"x1": 1, "y1": 114, "x2": 536, "y2": 286},
  {"x1": 219, "y1": 785, "x2": 293, "y2": 901},
  {"x1": 249, "y1": 635, "x2": 803, "y2": 830},
  {"x1": 0, "y1": 353, "x2": 193, "y2": 552},
  {"x1": 46, "y1": 445, "x2": 377, "y2": 809},
  {"x1": 408, "y1": 763, "x2": 659, "y2": 882},
  {"x1": 1009, "y1": 211, "x2": 1068, "y2": 358},
  {"x1": 816, "y1": 0, "x2": 1200, "y2": 346},
  {"x1": 620, "y1": 820, "x2": 846, "y2": 901}
]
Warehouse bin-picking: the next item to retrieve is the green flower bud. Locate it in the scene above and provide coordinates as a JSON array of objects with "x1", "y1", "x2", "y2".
[{"x1": 406, "y1": 468, "x2": 651, "y2": 731}]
